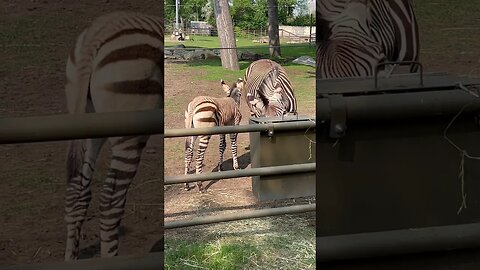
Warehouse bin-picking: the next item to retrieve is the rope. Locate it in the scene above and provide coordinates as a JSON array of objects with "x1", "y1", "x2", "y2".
[
  {"x1": 303, "y1": 118, "x2": 316, "y2": 160},
  {"x1": 444, "y1": 82, "x2": 480, "y2": 214}
]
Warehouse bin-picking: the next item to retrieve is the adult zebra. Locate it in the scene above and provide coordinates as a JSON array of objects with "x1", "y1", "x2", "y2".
[
  {"x1": 243, "y1": 59, "x2": 297, "y2": 117},
  {"x1": 64, "y1": 11, "x2": 163, "y2": 260},
  {"x1": 317, "y1": 0, "x2": 420, "y2": 78}
]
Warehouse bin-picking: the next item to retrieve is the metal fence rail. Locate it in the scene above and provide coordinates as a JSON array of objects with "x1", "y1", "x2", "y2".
[
  {"x1": 0, "y1": 110, "x2": 316, "y2": 267},
  {"x1": 0, "y1": 109, "x2": 164, "y2": 144},
  {"x1": 164, "y1": 120, "x2": 315, "y2": 138},
  {"x1": 165, "y1": 204, "x2": 316, "y2": 229},
  {"x1": 165, "y1": 163, "x2": 316, "y2": 184},
  {"x1": 164, "y1": 118, "x2": 316, "y2": 229}
]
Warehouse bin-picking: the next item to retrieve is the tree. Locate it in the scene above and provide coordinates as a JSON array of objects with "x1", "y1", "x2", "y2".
[
  {"x1": 213, "y1": 0, "x2": 239, "y2": 70},
  {"x1": 267, "y1": 0, "x2": 281, "y2": 57}
]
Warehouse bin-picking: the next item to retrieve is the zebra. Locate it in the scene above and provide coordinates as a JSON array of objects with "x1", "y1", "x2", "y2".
[
  {"x1": 317, "y1": 0, "x2": 419, "y2": 78},
  {"x1": 64, "y1": 11, "x2": 163, "y2": 260},
  {"x1": 184, "y1": 79, "x2": 243, "y2": 192},
  {"x1": 243, "y1": 59, "x2": 297, "y2": 118},
  {"x1": 317, "y1": 0, "x2": 387, "y2": 78}
]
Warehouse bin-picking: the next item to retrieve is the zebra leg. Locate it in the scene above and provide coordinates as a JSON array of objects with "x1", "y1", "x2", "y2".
[
  {"x1": 65, "y1": 138, "x2": 106, "y2": 261},
  {"x1": 184, "y1": 136, "x2": 196, "y2": 191},
  {"x1": 195, "y1": 135, "x2": 211, "y2": 192},
  {"x1": 218, "y1": 134, "x2": 226, "y2": 172},
  {"x1": 99, "y1": 136, "x2": 147, "y2": 258},
  {"x1": 230, "y1": 133, "x2": 240, "y2": 170}
]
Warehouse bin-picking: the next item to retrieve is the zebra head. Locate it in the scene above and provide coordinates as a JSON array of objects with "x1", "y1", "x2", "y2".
[{"x1": 221, "y1": 79, "x2": 242, "y2": 104}]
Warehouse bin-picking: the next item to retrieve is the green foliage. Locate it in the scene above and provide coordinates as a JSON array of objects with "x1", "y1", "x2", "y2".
[
  {"x1": 164, "y1": 0, "x2": 312, "y2": 31},
  {"x1": 165, "y1": 0, "x2": 210, "y2": 27}
]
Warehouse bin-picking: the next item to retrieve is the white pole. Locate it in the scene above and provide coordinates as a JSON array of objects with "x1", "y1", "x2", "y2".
[{"x1": 175, "y1": 0, "x2": 180, "y2": 33}]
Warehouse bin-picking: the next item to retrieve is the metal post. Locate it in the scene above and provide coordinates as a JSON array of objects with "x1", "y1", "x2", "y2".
[
  {"x1": 175, "y1": 0, "x2": 180, "y2": 31},
  {"x1": 165, "y1": 204, "x2": 316, "y2": 229},
  {"x1": 309, "y1": 14, "x2": 313, "y2": 44}
]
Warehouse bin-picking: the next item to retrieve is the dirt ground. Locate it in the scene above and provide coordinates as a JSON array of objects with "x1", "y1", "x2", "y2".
[{"x1": 0, "y1": 1, "x2": 163, "y2": 266}]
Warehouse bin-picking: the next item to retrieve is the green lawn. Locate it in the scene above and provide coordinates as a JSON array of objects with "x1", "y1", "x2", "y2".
[{"x1": 165, "y1": 36, "x2": 316, "y2": 58}]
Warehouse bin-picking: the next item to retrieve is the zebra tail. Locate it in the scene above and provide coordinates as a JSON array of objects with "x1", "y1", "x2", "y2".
[
  {"x1": 66, "y1": 139, "x2": 84, "y2": 183},
  {"x1": 184, "y1": 106, "x2": 195, "y2": 150}
]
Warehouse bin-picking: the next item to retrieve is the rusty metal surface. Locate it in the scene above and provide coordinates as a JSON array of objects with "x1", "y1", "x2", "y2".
[{"x1": 249, "y1": 116, "x2": 316, "y2": 201}]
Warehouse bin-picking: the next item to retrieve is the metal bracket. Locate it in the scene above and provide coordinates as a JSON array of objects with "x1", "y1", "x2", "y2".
[
  {"x1": 327, "y1": 95, "x2": 347, "y2": 138},
  {"x1": 267, "y1": 123, "x2": 274, "y2": 137},
  {"x1": 374, "y1": 61, "x2": 424, "y2": 90}
]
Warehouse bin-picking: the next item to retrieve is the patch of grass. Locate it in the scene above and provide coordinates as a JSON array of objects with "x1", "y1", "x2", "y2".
[
  {"x1": 165, "y1": 213, "x2": 316, "y2": 270},
  {"x1": 165, "y1": 239, "x2": 259, "y2": 270}
]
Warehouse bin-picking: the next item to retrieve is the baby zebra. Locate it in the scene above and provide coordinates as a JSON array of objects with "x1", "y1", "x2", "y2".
[{"x1": 184, "y1": 79, "x2": 243, "y2": 192}]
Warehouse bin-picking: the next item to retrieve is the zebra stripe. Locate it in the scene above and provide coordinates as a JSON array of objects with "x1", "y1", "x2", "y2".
[
  {"x1": 243, "y1": 59, "x2": 297, "y2": 118},
  {"x1": 184, "y1": 80, "x2": 243, "y2": 192},
  {"x1": 64, "y1": 11, "x2": 163, "y2": 261},
  {"x1": 317, "y1": 0, "x2": 419, "y2": 78}
]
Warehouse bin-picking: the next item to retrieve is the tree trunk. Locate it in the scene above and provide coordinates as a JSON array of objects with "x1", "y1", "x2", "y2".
[
  {"x1": 267, "y1": 0, "x2": 281, "y2": 57},
  {"x1": 213, "y1": 0, "x2": 239, "y2": 70}
]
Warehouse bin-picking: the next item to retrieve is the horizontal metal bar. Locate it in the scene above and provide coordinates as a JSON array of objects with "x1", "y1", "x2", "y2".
[
  {"x1": 165, "y1": 203, "x2": 316, "y2": 229},
  {"x1": 165, "y1": 163, "x2": 316, "y2": 184},
  {"x1": 317, "y1": 90, "x2": 480, "y2": 121},
  {"x1": 165, "y1": 121, "x2": 316, "y2": 138},
  {"x1": 3, "y1": 252, "x2": 163, "y2": 270},
  {"x1": 0, "y1": 109, "x2": 164, "y2": 144},
  {"x1": 165, "y1": 44, "x2": 315, "y2": 51},
  {"x1": 317, "y1": 223, "x2": 480, "y2": 262}
]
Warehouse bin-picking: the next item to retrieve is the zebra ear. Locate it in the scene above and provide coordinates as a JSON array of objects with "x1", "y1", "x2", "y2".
[
  {"x1": 236, "y1": 78, "x2": 244, "y2": 89},
  {"x1": 220, "y1": 79, "x2": 226, "y2": 85},
  {"x1": 221, "y1": 79, "x2": 230, "y2": 94}
]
